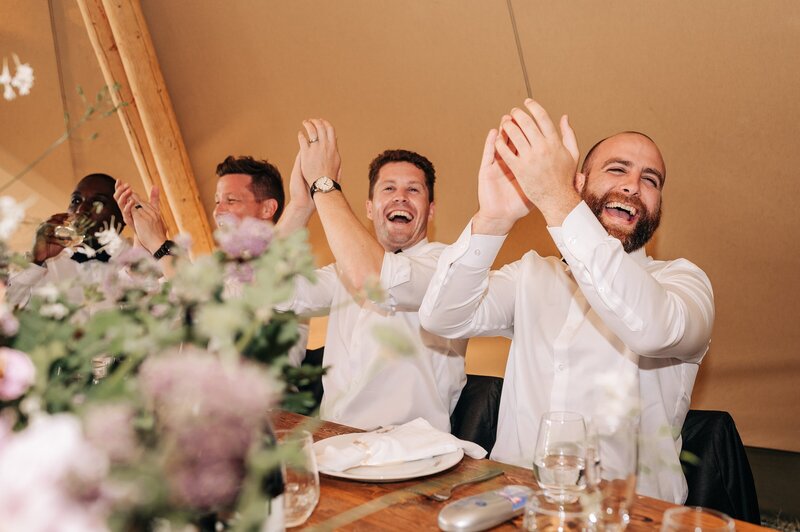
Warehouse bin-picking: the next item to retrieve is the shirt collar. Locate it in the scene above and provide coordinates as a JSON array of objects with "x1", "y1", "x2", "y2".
[
  {"x1": 394, "y1": 238, "x2": 429, "y2": 256},
  {"x1": 629, "y1": 246, "x2": 651, "y2": 266}
]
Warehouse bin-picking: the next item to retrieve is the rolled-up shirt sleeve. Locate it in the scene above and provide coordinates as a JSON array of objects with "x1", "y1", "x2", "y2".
[
  {"x1": 549, "y1": 201, "x2": 714, "y2": 361},
  {"x1": 419, "y1": 222, "x2": 515, "y2": 339}
]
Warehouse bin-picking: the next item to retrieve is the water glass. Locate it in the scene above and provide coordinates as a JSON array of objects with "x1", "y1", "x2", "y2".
[
  {"x1": 661, "y1": 506, "x2": 735, "y2": 531},
  {"x1": 533, "y1": 411, "x2": 588, "y2": 503},
  {"x1": 587, "y1": 416, "x2": 638, "y2": 531},
  {"x1": 523, "y1": 488, "x2": 594, "y2": 531},
  {"x1": 276, "y1": 429, "x2": 320, "y2": 528}
]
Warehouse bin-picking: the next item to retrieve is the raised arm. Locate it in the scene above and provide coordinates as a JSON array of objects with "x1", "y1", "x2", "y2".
[
  {"x1": 497, "y1": 99, "x2": 712, "y2": 360},
  {"x1": 298, "y1": 119, "x2": 385, "y2": 291},
  {"x1": 419, "y1": 126, "x2": 529, "y2": 338},
  {"x1": 114, "y1": 181, "x2": 175, "y2": 277},
  {"x1": 552, "y1": 203, "x2": 714, "y2": 360},
  {"x1": 275, "y1": 154, "x2": 316, "y2": 236}
]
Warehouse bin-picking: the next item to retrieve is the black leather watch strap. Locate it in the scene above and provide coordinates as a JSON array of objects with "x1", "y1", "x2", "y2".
[
  {"x1": 310, "y1": 177, "x2": 342, "y2": 198},
  {"x1": 153, "y1": 239, "x2": 175, "y2": 260}
]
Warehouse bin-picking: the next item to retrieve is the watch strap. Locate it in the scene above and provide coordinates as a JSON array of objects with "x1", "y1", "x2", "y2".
[
  {"x1": 153, "y1": 239, "x2": 175, "y2": 260},
  {"x1": 310, "y1": 177, "x2": 342, "y2": 198}
]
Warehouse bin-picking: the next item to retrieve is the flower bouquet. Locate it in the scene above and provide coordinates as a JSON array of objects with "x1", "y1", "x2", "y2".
[{"x1": 0, "y1": 202, "x2": 324, "y2": 531}]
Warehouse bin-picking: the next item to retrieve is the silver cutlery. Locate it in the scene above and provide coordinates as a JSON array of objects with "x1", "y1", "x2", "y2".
[{"x1": 416, "y1": 469, "x2": 505, "y2": 502}]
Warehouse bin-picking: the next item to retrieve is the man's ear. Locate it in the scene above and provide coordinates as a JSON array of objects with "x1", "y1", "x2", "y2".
[
  {"x1": 574, "y1": 172, "x2": 586, "y2": 194},
  {"x1": 427, "y1": 201, "x2": 435, "y2": 222},
  {"x1": 260, "y1": 198, "x2": 279, "y2": 222},
  {"x1": 365, "y1": 199, "x2": 374, "y2": 221}
]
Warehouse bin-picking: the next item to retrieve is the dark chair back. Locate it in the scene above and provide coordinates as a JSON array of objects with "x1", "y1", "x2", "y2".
[
  {"x1": 681, "y1": 410, "x2": 760, "y2": 524},
  {"x1": 298, "y1": 346, "x2": 325, "y2": 409},
  {"x1": 450, "y1": 374, "x2": 503, "y2": 454}
]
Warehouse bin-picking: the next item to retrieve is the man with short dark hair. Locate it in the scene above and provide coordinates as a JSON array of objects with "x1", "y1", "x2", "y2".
[
  {"x1": 214, "y1": 156, "x2": 285, "y2": 225},
  {"x1": 419, "y1": 99, "x2": 714, "y2": 503},
  {"x1": 276, "y1": 120, "x2": 467, "y2": 432},
  {"x1": 115, "y1": 155, "x2": 309, "y2": 366},
  {"x1": 7, "y1": 173, "x2": 127, "y2": 306}
]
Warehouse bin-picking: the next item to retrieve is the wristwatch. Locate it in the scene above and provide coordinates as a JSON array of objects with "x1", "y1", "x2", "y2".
[
  {"x1": 153, "y1": 239, "x2": 175, "y2": 260},
  {"x1": 310, "y1": 176, "x2": 341, "y2": 198}
]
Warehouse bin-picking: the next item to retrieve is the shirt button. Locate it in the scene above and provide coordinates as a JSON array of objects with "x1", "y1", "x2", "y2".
[
  {"x1": 474, "y1": 249, "x2": 481, "y2": 256},
  {"x1": 557, "y1": 363, "x2": 566, "y2": 371},
  {"x1": 598, "y1": 287, "x2": 605, "y2": 293},
  {"x1": 568, "y1": 237, "x2": 577, "y2": 245}
]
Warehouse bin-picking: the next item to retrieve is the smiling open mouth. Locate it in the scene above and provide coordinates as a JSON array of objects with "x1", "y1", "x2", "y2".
[
  {"x1": 387, "y1": 210, "x2": 414, "y2": 224},
  {"x1": 604, "y1": 201, "x2": 638, "y2": 222}
]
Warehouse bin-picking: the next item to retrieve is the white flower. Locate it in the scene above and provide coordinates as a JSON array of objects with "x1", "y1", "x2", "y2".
[
  {"x1": 94, "y1": 226, "x2": 125, "y2": 257},
  {"x1": 0, "y1": 414, "x2": 110, "y2": 532},
  {"x1": 0, "y1": 58, "x2": 15, "y2": 101},
  {"x1": 40, "y1": 303, "x2": 69, "y2": 320},
  {"x1": 591, "y1": 369, "x2": 640, "y2": 420},
  {"x1": 0, "y1": 55, "x2": 34, "y2": 101},
  {"x1": 75, "y1": 244, "x2": 97, "y2": 258},
  {"x1": 32, "y1": 283, "x2": 59, "y2": 302},
  {"x1": 10, "y1": 55, "x2": 34, "y2": 96},
  {"x1": 0, "y1": 196, "x2": 25, "y2": 239}
]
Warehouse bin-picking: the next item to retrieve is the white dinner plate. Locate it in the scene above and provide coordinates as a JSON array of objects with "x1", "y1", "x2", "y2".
[{"x1": 313, "y1": 432, "x2": 464, "y2": 482}]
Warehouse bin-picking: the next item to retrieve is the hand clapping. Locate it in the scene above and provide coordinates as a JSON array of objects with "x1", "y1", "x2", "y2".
[{"x1": 493, "y1": 98, "x2": 582, "y2": 227}]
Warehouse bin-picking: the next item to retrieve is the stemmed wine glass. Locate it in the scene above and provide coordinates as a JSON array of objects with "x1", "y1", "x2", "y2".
[
  {"x1": 532, "y1": 411, "x2": 588, "y2": 503},
  {"x1": 53, "y1": 214, "x2": 93, "y2": 248}
]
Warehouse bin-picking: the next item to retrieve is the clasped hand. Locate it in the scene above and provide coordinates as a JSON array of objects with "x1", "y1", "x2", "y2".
[{"x1": 474, "y1": 98, "x2": 582, "y2": 235}]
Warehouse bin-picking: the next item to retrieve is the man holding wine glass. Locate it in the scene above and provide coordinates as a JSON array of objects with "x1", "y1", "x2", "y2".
[
  {"x1": 419, "y1": 98, "x2": 714, "y2": 505},
  {"x1": 7, "y1": 173, "x2": 126, "y2": 307}
]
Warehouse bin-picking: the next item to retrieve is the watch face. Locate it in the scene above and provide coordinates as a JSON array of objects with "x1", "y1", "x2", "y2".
[{"x1": 317, "y1": 177, "x2": 334, "y2": 192}]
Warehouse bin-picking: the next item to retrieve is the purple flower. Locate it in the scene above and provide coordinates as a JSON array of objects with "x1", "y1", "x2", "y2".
[
  {"x1": 0, "y1": 348, "x2": 35, "y2": 400},
  {"x1": 138, "y1": 347, "x2": 280, "y2": 510},
  {"x1": 84, "y1": 404, "x2": 140, "y2": 464},
  {"x1": 214, "y1": 215, "x2": 273, "y2": 260}
]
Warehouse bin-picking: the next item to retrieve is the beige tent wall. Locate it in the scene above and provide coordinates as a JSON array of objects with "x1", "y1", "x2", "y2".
[{"x1": 1, "y1": 1, "x2": 798, "y2": 452}]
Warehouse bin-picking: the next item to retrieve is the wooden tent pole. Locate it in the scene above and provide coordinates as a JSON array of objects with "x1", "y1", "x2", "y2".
[{"x1": 77, "y1": 0, "x2": 213, "y2": 254}]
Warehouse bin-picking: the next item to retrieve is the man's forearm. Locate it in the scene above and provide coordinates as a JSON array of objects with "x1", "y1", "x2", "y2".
[
  {"x1": 275, "y1": 201, "x2": 315, "y2": 237},
  {"x1": 313, "y1": 191, "x2": 384, "y2": 290}
]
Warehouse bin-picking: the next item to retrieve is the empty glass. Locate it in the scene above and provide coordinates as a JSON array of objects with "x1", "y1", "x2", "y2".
[
  {"x1": 276, "y1": 429, "x2": 320, "y2": 528},
  {"x1": 586, "y1": 416, "x2": 638, "y2": 531},
  {"x1": 661, "y1": 506, "x2": 735, "y2": 531},
  {"x1": 533, "y1": 411, "x2": 588, "y2": 503}
]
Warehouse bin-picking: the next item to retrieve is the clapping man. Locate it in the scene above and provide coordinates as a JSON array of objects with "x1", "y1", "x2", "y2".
[
  {"x1": 114, "y1": 156, "x2": 308, "y2": 366},
  {"x1": 419, "y1": 99, "x2": 714, "y2": 503},
  {"x1": 277, "y1": 119, "x2": 466, "y2": 432}
]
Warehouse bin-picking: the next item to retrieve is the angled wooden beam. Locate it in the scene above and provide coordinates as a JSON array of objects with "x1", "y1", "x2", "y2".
[
  {"x1": 77, "y1": 0, "x2": 213, "y2": 254},
  {"x1": 76, "y1": 0, "x2": 179, "y2": 239}
]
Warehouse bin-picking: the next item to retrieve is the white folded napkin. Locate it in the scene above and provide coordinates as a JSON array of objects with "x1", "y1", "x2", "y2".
[{"x1": 315, "y1": 417, "x2": 487, "y2": 472}]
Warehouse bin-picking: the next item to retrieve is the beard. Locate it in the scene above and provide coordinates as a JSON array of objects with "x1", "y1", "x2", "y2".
[{"x1": 582, "y1": 190, "x2": 661, "y2": 253}]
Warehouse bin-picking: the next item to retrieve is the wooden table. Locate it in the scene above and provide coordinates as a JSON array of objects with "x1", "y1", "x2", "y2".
[{"x1": 273, "y1": 411, "x2": 768, "y2": 531}]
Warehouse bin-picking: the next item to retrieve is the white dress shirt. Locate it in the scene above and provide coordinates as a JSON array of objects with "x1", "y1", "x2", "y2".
[
  {"x1": 419, "y1": 202, "x2": 714, "y2": 503},
  {"x1": 285, "y1": 238, "x2": 467, "y2": 432},
  {"x1": 7, "y1": 250, "x2": 92, "y2": 308}
]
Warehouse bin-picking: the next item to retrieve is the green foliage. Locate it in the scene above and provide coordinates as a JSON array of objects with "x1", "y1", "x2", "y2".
[{"x1": 2, "y1": 222, "x2": 324, "y2": 529}]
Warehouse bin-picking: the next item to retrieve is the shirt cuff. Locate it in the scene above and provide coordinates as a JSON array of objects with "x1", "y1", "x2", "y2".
[
  {"x1": 550, "y1": 201, "x2": 610, "y2": 263},
  {"x1": 459, "y1": 220, "x2": 506, "y2": 268}
]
